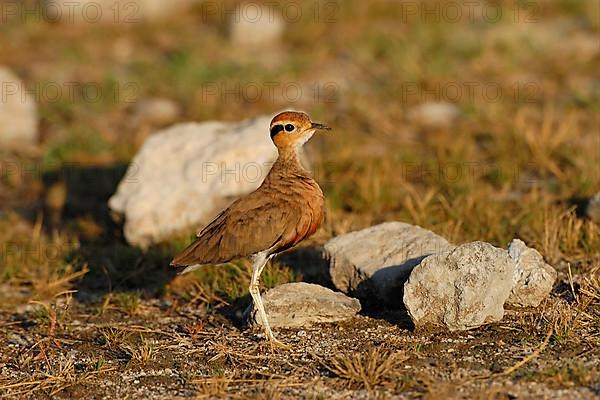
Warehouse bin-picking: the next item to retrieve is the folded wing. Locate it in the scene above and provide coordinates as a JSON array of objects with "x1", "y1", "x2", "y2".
[{"x1": 170, "y1": 192, "x2": 300, "y2": 267}]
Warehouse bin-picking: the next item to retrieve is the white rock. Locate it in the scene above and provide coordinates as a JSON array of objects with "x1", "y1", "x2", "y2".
[
  {"x1": 0, "y1": 67, "x2": 38, "y2": 145},
  {"x1": 407, "y1": 102, "x2": 460, "y2": 126},
  {"x1": 229, "y1": 4, "x2": 284, "y2": 47},
  {"x1": 403, "y1": 241, "x2": 515, "y2": 331},
  {"x1": 326, "y1": 222, "x2": 455, "y2": 306},
  {"x1": 42, "y1": 0, "x2": 197, "y2": 23},
  {"x1": 507, "y1": 239, "x2": 557, "y2": 307},
  {"x1": 109, "y1": 116, "x2": 277, "y2": 248},
  {"x1": 248, "y1": 283, "x2": 361, "y2": 329},
  {"x1": 587, "y1": 191, "x2": 600, "y2": 224},
  {"x1": 131, "y1": 97, "x2": 181, "y2": 127}
]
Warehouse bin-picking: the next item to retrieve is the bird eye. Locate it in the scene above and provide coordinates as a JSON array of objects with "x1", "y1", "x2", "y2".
[{"x1": 284, "y1": 124, "x2": 295, "y2": 132}]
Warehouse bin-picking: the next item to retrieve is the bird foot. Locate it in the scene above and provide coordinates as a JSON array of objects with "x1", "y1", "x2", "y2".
[{"x1": 265, "y1": 331, "x2": 291, "y2": 350}]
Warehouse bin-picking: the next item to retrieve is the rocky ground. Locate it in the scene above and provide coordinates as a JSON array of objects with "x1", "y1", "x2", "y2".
[{"x1": 1, "y1": 293, "x2": 598, "y2": 399}]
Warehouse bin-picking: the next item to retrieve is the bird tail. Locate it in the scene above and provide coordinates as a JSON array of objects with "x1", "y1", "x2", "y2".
[
  {"x1": 170, "y1": 240, "x2": 206, "y2": 273},
  {"x1": 178, "y1": 264, "x2": 203, "y2": 275}
]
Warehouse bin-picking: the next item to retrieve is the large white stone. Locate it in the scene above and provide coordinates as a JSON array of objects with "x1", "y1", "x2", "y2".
[
  {"x1": 130, "y1": 97, "x2": 181, "y2": 127},
  {"x1": 0, "y1": 67, "x2": 38, "y2": 145},
  {"x1": 248, "y1": 282, "x2": 361, "y2": 329},
  {"x1": 229, "y1": 4, "x2": 285, "y2": 47},
  {"x1": 507, "y1": 239, "x2": 557, "y2": 307},
  {"x1": 109, "y1": 116, "x2": 277, "y2": 248},
  {"x1": 320, "y1": 222, "x2": 556, "y2": 325},
  {"x1": 406, "y1": 102, "x2": 460, "y2": 127},
  {"x1": 403, "y1": 241, "x2": 515, "y2": 331},
  {"x1": 325, "y1": 222, "x2": 455, "y2": 306}
]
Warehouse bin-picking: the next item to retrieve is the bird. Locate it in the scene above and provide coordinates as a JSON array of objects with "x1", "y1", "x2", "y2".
[{"x1": 170, "y1": 111, "x2": 331, "y2": 346}]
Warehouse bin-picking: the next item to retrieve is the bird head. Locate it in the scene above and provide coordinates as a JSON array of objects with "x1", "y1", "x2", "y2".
[{"x1": 269, "y1": 111, "x2": 330, "y2": 151}]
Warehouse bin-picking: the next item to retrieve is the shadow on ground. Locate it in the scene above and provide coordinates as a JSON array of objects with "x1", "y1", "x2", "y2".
[
  {"x1": 567, "y1": 196, "x2": 592, "y2": 219},
  {"x1": 277, "y1": 246, "x2": 415, "y2": 330},
  {"x1": 41, "y1": 163, "x2": 177, "y2": 300}
]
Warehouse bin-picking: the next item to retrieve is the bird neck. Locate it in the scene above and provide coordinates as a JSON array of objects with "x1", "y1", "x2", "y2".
[{"x1": 269, "y1": 145, "x2": 311, "y2": 179}]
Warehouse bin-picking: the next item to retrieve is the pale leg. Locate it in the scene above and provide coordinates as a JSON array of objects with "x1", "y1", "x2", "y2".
[{"x1": 249, "y1": 253, "x2": 287, "y2": 347}]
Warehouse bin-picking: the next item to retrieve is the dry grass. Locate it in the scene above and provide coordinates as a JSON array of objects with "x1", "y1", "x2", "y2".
[
  {"x1": 29, "y1": 290, "x2": 76, "y2": 336},
  {"x1": 0, "y1": 213, "x2": 87, "y2": 301},
  {"x1": 166, "y1": 259, "x2": 297, "y2": 309},
  {"x1": 98, "y1": 326, "x2": 134, "y2": 351},
  {"x1": 0, "y1": 350, "x2": 115, "y2": 399},
  {"x1": 580, "y1": 265, "x2": 600, "y2": 304},
  {"x1": 322, "y1": 348, "x2": 409, "y2": 390},
  {"x1": 121, "y1": 337, "x2": 156, "y2": 365}
]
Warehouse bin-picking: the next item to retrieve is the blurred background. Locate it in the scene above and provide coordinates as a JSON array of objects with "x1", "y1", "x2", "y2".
[{"x1": 2, "y1": 0, "x2": 600, "y2": 313}]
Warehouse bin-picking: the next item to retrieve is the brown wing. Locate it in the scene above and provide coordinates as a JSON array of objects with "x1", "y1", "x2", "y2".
[{"x1": 170, "y1": 190, "x2": 302, "y2": 267}]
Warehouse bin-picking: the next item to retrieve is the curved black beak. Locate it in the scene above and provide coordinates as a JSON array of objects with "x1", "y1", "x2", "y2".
[{"x1": 311, "y1": 122, "x2": 331, "y2": 131}]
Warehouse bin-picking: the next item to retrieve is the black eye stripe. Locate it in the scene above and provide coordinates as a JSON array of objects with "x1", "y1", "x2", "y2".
[{"x1": 270, "y1": 124, "x2": 284, "y2": 138}]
